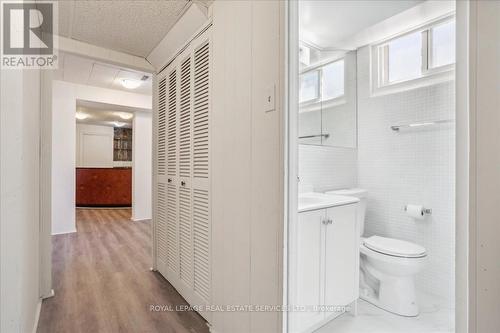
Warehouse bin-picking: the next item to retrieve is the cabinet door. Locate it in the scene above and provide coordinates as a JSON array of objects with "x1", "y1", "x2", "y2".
[
  {"x1": 324, "y1": 204, "x2": 358, "y2": 308},
  {"x1": 290, "y1": 209, "x2": 326, "y2": 332}
]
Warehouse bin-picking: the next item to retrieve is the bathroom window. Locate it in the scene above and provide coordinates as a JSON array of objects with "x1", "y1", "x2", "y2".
[
  {"x1": 374, "y1": 16, "x2": 455, "y2": 93},
  {"x1": 322, "y1": 59, "x2": 345, "y2": 101},
  {"x1": 386, "y1": 31, "x2": 422, "y2": 83},
  {"x1": 430, "y1": 20, "x2": 456, "y2": 68},
  {"x1": 300, "y1": 58, "x2": 345, "y2": 105},
  {"x1": 299, "y1": 70, "x2": 320, "y2": 103}
]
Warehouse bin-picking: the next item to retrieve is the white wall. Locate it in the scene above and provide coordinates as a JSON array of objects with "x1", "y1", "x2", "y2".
[
  {"x1": 76, "y1": 124, "x2": 114, "y2": 168},
  {"x1": 132, "y1": 112, "x2": 152, "y2": 221},
  {"x1": 211, "y1": 1, "x2": 284, "y2": 332},
  {"x1": 356, "y1": 45, "x2": 456, "y2": 301},
  {"x1": 211, "y1": 1, "x2": 284, "y2": 333},
  {"x1": 469, "y1": 1, "x2": 500, "y2": 331},
  {"x1": 1, "y1": 69, "x2": 42, "y2": 332},
  {"x1": 51, "y1": 80, "x2": 151, "y2": 234}
]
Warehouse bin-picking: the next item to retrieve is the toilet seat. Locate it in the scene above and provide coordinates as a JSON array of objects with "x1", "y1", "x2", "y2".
[{"x1": 363, "y1": 236, "x2": 426, "y2": 258}]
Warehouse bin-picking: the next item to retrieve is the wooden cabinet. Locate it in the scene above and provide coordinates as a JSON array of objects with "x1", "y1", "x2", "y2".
[
  {"x1": 76, "y1": 168, "x2": 131, "y2": 207},
  {"x1": 289, "y1": 203, "x2": 359, "y2": 333}
]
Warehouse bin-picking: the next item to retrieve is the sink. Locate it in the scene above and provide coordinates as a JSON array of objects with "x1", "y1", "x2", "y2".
[{"x1": 298, "y1": 192, "x2": 359, "y2": 212}]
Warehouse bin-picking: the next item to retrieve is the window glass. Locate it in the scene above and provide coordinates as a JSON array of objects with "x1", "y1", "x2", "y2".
[
  {"x1": 387, "y1": 31, "x2": 422, "y2": 83},
  {"x1": 299, "y1": 70, "x2": 319, "y2": 103},
  {"x1": 431, "y1": 20, "x2": 456, "y2": 68},
  {"x1": 322, "y1": 60, "x2": 344, "y2": 100}
]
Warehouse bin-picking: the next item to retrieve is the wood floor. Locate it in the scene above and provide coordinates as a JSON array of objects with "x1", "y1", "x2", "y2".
[{"x1": 37, "y1": 208, "x2": 209, "y2": 333}]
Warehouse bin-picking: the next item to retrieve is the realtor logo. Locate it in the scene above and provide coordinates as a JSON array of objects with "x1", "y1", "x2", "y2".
[{"x1": 1, "y1": 1, "x2": 58, "y2": 68}]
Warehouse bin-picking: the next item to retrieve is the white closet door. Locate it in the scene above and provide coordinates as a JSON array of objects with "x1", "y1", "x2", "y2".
[
  {"x1": 178, "y1": 55, "x2": 194, "y2": 288},
  {"x1": 154, "y1": 27, "x2": 211, "y2": 322},
  {"x1": 191, "y1": 40, "x2": 211, "y2": 305},
  {"x1": 166, "y1": 66, "x2": 180, "y2": 278},
  {"x1": 155, "y1": 74, "x2": 168, "y2": 270}
]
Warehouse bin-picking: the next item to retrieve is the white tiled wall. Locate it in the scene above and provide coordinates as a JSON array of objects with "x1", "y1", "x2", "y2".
[
  {"x1": 357, "y1": 46, "x2": 455, "y2": 301},
  {"x1": 298, "y1": 145, "x2": 357, "y2": 193}
]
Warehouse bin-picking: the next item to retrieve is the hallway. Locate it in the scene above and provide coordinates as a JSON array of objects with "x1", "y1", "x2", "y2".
[{"x1": 37, "y1": 209, "x2": 208, "y2": 333}]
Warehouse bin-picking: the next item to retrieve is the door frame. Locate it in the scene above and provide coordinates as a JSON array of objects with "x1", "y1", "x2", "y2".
[{"x1": 284, "y1": 1, "x2": 472, "y2": 332}]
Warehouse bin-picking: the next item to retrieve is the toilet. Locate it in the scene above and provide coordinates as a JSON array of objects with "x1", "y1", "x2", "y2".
[{"x1": 325, "y1": 188, "x2": 427, "y2": 317}]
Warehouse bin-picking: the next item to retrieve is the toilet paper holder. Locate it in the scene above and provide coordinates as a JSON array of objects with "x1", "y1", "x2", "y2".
[{"x1": 404, "y1": 205, "x2": 432, "y2": 215}]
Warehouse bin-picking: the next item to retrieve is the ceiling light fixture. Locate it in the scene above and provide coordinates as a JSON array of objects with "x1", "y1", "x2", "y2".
[
  {"x1": 113, "y1": 121, "x2": 126, "y2": 127},
  {"x1": 114, "y1": 112, "x2": 133, "y2": 120},
  {"x1": 121, "y1": 78, "x2": 142, "y2": 89},
  {"x1": 75, "y1": 112, "x2": 89, "y2": 120}
]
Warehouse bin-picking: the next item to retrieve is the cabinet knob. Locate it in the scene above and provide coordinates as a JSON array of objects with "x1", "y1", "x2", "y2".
[
  {"x1": 167, "y1": 178, "x2": 172, "y2": 183},
  {"x1": 322, "y1": 218, "x2": 333, "y2": 225},
  {"x1": 181, "y1": 181, "x2": 186, "y2": 186}
]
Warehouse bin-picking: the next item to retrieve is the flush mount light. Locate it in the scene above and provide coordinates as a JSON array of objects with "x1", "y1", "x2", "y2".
[
  {"x1": 75, "y1": 112, "x2": 89, "y2": 120},
  {"x1": 121, "y1": 78, "x2": 142, "y2": 89},
  {"x1": 113, "y1": 121, "x2": 126, "y2": 127},
  {"x1": 114, "y1": 112, "x2": 133, "y2": 120}
]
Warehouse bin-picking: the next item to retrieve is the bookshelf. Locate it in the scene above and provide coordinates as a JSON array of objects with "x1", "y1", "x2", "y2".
[{"x1": 113, "y1": 128, "x2": 132, "y2": 162}]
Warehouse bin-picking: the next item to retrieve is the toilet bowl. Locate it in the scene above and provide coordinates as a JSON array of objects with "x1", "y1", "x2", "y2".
[
  {"x1": 359, "y1": 235, "x2": 426, "y2": 316},
  {"x1": 325, "y1": 188, "x2": 427, "y2": 317}
]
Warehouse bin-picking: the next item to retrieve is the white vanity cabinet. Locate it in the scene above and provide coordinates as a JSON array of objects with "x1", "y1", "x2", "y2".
[{"x1": 290, "y1": 202, "x2": 359, "y2": 333}]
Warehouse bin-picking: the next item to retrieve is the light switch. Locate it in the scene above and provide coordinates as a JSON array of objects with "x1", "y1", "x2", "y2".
[{"x1": 264, "y1": 84, "x2": 275, "y2": 113}]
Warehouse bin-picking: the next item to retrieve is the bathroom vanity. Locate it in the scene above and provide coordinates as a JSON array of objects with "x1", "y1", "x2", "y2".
[{"x1": 290, "y1": 193, "x2": 360, "y2": 333}]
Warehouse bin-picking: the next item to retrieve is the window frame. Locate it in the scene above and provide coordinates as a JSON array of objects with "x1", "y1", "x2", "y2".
[
  {"x1": 298, "y1": 69, "x2": 321, "y2": 104},
  {"x1": 372, "y1": 15, "x2": 455, "y2": 95},
  {"x1": 299, "y1": 57, "x2": 346, "y2": 109}
]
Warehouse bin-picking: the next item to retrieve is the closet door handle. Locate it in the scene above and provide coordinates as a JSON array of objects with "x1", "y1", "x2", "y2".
[
  {"x1": 181, "y1": 181, "x2": 186, "y2": 186},
  {"x1": 167, "y1": 178, "x2": 172, "y2": 183}
]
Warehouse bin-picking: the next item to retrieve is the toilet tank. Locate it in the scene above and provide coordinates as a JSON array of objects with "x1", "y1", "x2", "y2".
[{"x1": 325, "y1": 188, "x2": 368, "y2": 236}]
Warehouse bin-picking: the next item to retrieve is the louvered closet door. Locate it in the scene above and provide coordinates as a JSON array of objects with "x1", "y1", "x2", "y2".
[
  {"x1": 154, "y1": 28, "x2": 211, "y2": 322},
  {"x1": 178, "y1": 55, "x2": 193, "y2": 288},
  {"x1": 155, "y1": 60, "x2": 180, "y2": 283},
  {"x1": 191, "y1": 40, "x2": 210, "y2": 305},
  {"x1": 155, "y1": 75, "x2": 168, "y2": 270}
]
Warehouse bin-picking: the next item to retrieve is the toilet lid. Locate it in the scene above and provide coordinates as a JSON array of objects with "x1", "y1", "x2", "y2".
[{"x1": 364, "y1": 236, "x2": 426, "y2": 258}]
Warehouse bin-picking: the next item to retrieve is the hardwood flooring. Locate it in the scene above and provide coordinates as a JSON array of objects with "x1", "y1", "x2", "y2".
[{"x1": 37, "y1": 208, "x2": 209, "y2": 333}]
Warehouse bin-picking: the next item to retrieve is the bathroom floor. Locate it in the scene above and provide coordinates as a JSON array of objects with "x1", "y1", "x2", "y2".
[{"x1": 316, "y1": 294, "x2": 454, "y2": 333}]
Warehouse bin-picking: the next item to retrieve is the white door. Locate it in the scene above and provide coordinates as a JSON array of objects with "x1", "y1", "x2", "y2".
[
  {"x1": 324, "y1": 204, "x2": 358, "y2": 308},
  {"x1": 77, "y1": 124, "x2": 114, "y2": 167},
  {"x1": 153, "y1": 27, "x2": 212, "y2": 322},
  {"x1": 156, "y1": 64, "x2": 180, "y2": 283}
]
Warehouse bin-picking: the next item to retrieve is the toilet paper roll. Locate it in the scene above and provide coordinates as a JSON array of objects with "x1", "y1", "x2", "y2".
[{"x1": 406, "y1": 204, "x2": 425, "y2": 220}]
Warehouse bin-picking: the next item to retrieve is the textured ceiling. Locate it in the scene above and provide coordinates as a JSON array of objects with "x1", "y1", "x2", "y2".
[
  {"x1": 58, "y1": 0, "x2": 192, "y2": 57},
  {"x1": 54, "y1": 52, "x2": 153, "y2": 95}
]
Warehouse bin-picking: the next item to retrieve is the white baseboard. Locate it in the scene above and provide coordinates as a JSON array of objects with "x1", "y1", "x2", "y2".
[
  {"x1": 41, "y1": 289, "x2": 55, "y2": 299},
  {"x1": 131, "y1": 217, "x2": 152, "y2": 222},
  {"x1": 51, "y1": 229, "x2": 77, "y2": 236},
  {"x1": 32, "y1": 299, "x2": 42, "y2": 333}
]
